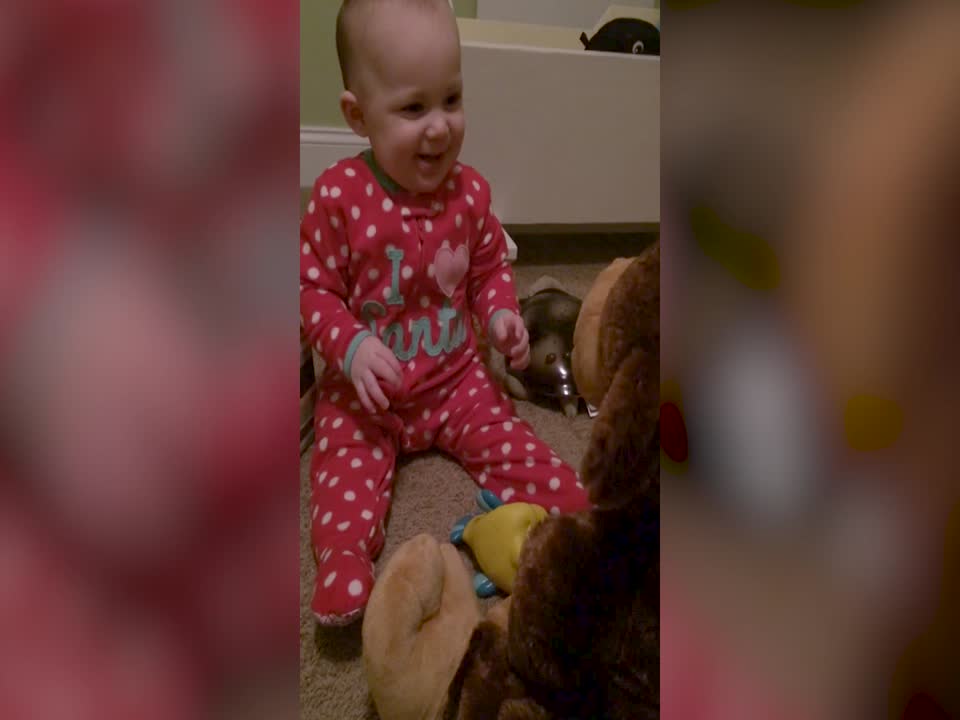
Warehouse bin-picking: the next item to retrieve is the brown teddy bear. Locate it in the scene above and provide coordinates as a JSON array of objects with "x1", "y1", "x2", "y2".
[
  {"x1": 362, "y1": 240, "x2": 659, "y2": 720},
  {"x1": 571, "y1": 256, "x2": 636, "y2": 410}
]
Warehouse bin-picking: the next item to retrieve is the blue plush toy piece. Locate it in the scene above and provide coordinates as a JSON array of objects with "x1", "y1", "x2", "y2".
[
  {"x1": 473, "y1": 574, "x2": 497, "y2": 598},
  {"x1": 449, "y1": 491, "x2": 505, "y2": 597},
  {"x1": 449, "y1": 515, "x2": 471, "y2": 545},
  {"x1": 477, "y1": 488, "x2": 504, "y2": 512}
]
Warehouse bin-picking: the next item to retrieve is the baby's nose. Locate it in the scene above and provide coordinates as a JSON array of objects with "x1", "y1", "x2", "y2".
[{"x1": 425, "y1": 115, "x2": 449, "y2": 140}]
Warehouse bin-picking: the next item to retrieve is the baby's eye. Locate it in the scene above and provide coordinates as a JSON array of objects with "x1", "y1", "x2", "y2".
[
  {"x1": 445, "y1": 93, "x2": 461, "y2": 107},
  {"x1": 402, "y1": 102, "x2": 424, "y2": 115}
]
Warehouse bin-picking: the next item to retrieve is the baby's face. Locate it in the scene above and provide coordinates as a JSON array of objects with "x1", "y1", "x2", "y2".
[{"x1": 355, "y1": 4, "x2": 465, "y2": 194}]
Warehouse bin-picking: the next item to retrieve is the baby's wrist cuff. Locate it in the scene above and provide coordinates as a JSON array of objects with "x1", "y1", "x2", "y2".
[
  {"x1": 487, "y1": 308, "x2": 515, "y2": 339},
  {"x1": 343, "y1": 330, "x2": 373, "y2": 379}
]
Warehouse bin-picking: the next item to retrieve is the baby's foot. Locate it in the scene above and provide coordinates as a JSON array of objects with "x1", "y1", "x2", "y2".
[{"x1": 312, "y1": 545, "x2": 375, "y2": 627}]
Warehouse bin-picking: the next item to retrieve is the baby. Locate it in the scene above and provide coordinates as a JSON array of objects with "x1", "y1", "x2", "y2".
[{"x1": 300, "y1": 0, "x2": 589, "y2": 626}]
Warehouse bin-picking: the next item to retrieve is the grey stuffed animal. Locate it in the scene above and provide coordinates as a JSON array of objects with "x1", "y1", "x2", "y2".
[{"x1": 488, "y1": 277, "x2": 583, "y2": 418}]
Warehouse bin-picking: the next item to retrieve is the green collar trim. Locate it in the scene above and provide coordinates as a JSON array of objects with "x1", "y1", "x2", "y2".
[{"x1": 362, "y1": 149, "x2": 403, "y2": 194}]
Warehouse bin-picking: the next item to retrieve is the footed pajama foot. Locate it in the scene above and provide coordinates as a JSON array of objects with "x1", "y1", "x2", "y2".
[{"x1": 312, "y1": 546, "x2": 375, "y2": 627}]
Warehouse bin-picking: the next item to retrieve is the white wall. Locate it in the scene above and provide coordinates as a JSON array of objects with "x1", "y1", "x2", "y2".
[
  {"x1": 477, "y1": 0, "x2": 655, "y2": 30},
  {"x1": 458, "y1": 42, "x2": 659, "y2": 226}
]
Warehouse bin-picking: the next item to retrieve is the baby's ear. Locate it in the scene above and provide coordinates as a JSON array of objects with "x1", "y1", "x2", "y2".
[{"x1": 339, "y1": 90, "x2": 368, "y2": 138}]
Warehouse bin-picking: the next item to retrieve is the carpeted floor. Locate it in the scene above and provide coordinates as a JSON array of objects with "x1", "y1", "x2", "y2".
[{"x1": 299, "y1": 233, "x2": 655, "y2": 720}]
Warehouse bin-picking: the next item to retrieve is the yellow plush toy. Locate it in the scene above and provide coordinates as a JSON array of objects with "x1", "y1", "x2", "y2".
[{"x1": 450, "y1": 492, "x2": 548, "y2": 596}]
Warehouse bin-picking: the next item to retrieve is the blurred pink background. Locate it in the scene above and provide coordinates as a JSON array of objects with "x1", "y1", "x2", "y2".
[
  {"x1": 661, "y1": 2, "x2": 960, "y2": 718},
  {"x1": 1, "y1": 1, "x2": 299, "y2": 718}
]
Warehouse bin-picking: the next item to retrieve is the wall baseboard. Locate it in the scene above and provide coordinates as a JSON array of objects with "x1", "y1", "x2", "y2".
[
  {"x1": 300, "y1": 126, "x2": 368, "y2": 188},
  {"x1": 300, "y1": 125, "x2": 517, "y2": 261}
]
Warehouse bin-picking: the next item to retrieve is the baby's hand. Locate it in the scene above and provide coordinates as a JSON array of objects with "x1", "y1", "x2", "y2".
[
  {"x1": 492, "y1": 311, "x2": 530, "y2": 371},
  {"x1": 350, "y1": 336, "x2": 402, "y2": 413}
]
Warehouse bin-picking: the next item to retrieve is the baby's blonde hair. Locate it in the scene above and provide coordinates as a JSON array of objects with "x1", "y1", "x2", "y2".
[{"x1": 336, "y1": 0, "x2": 455, "y2": 91}]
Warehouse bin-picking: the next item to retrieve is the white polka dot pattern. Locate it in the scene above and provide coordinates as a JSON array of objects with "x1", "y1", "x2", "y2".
[{"x1": 303, "y1": 161, "x2": 591, "y2": 620}]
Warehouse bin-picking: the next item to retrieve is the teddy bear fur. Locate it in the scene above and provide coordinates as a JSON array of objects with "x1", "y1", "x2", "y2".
[
  {"x1": 445, "y1": 241, "x2": 660, "y2": 720},
  {"x1": 571, "y1": 256, "x2": 635, "y2": 410},
  {"x1": 362, "y1": 241, "x2": 660, "y2": 720}
]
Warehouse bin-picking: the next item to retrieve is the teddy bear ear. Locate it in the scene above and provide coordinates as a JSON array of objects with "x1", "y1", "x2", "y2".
[{"x1": 596, "y1": 242, "x2": 659, "y2": 402}]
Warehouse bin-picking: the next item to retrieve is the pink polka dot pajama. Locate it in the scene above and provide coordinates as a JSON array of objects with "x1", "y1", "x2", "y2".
[{"x1": 301, "y1": 153, "x2": 589, "y2": 625}]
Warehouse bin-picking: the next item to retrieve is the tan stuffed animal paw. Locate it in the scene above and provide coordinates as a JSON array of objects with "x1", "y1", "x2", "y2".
[{"x1": 362, "y1": 534, "x2": 481, "y2": 720}]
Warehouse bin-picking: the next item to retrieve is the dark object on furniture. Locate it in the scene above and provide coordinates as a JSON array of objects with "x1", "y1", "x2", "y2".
[{"x1": 580, "y1": 18, "x2": 660, "y2": 56}]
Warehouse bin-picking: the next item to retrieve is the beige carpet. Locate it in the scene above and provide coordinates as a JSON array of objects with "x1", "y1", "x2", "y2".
[{"x1": 299, "y1": 234, "x2": 655, "y2": 719}]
